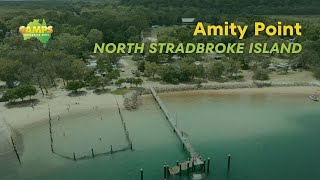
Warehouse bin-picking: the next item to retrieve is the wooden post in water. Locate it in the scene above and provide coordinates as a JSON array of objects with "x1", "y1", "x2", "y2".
[
  {"x1": 140, "y1": 168, "x2": 144, "y2": 180},
  {"x1": 187, "y1": 162, "x2": 190, "y2": 175},
  {"x1": 203, "y1": 159, "x2": 206, "y2": 173},
  {"x1": 11, "y1": 137, "x2": 21, "y2": 165},
  {"x1": 228, "y1": 154, "x2": 231, "y2": 171},
  {"x1": 207, "y1": 158, "x2": 211, "y2": 173},
  {"x1": 130, "y1": 142, "x2": 133, "y2": 150},
  {"x1": 179, "y1": 163, "x2": 182, "y2": 176},
  {"x1": 192, "y1": 161, "x2": 195, "y2": 172},
  {"x1": 163, "y1": 165, "x2": 167, "y2": 179},
  {"x1": 110, "y1": 145, "x2": 113, "y2": 154},
  {"x1": 51, "y1": 144, "x2": 54, "y2": 153},
  {"x1": 91, "y1": 148, "x2": 95, "y2": 158},
  {"x1": 73, "y1": 152, "x2": 76, "y2": 161},
  {"x1": 176, "y1": 160, "x2": 179, "y2": 166}
]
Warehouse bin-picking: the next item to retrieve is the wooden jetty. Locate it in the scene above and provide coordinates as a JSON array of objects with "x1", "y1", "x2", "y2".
[
  {"x1": 168, "y1": 160, "x2": 192, "y2": 175},
  {"x1": 150, "y1": 87, "x2": 204, "y2": 175}
]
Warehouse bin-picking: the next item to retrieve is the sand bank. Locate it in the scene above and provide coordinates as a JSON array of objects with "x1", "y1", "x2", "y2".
[{"x1": 0, "y1": 89, "x2": 124, "y2": 131}]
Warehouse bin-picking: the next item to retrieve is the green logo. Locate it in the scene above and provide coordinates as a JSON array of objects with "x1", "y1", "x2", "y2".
[{"x1": 19, "y1": 19, "x2": 53, "y2": 47}]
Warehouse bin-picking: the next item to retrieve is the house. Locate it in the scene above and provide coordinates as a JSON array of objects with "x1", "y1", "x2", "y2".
[
  {"x1": 194, "y1": 61, "x2": 201, "y2": 65},
  {"x1": 213, "y1": 54, "x2": 225, "y2": 60},
  {"x1": 288, "y1": 38, "x2": 296, "y2": 43},
  {"x1": 0, "y1": 81, "x2": 6, "y2": 89},
  {"x1": 181, "y1": 18, "x2": 197, "y2": 25},
  {"x1": 86, "y1": 60, "x2": 97, "y2": 69}
]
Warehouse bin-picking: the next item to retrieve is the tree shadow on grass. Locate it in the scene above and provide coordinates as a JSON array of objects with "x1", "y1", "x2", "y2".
[
  {"x1": 93, "y1": 89, "x2": 111, "y2": 95},
  {"x1": 5, "y1": 99, "x2": 40, "y2": 109},
  {"x1": 67, "y1": 91, "x2": 87, "y2": 97}
]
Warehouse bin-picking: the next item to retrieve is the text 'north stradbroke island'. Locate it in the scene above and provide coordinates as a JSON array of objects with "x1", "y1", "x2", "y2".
[{"x1": 94, "y1": 21, "x2": 303, "y2": 54}]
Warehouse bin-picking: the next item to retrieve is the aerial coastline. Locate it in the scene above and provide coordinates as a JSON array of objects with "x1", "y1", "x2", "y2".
[{"x1": 1, "y1": 81, "x2": 318, "y2": 131}]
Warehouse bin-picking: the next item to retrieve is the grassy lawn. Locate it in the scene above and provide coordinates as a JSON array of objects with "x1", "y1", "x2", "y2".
[{"x1": 111, "y1": 88, "x2": 130, "y2": 95}]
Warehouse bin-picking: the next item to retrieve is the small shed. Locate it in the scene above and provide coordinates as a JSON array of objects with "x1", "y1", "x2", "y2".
[{"x1": 181, "y1": 18, "x2": 197, "y2": 25}]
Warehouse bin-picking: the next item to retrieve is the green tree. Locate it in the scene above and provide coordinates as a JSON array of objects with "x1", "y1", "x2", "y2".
[
  {"x1": 294, "y1": 50, "x2": 319, "y2": 69},
  {"x1": 100, "y1": 77, "x2": 111, "y2": 89},
  {"x1": 106, "y1": 54, "x2": 121, "y2": 64},
  {"x1": 195, "y1": 64, "x2": 205, "y2": 79},
  {"x1": 158, "y1": 64, "x2": 180, "y2": 84},
  {"x1": 0, "y1": 59, "x2": 21, "y2": 88},
  {"x1": 71, "y1": 60, "x2": 86, "y2": 80},
  {"x1": 138, "y1": 60, "x2": 146, "y2": 72},
  {"x1": 133, "y1": 78, "x2": 143, "y2": 87},
  {"x1": 125, "y1": 26, "x2": 140, "y2": 42},
  {"x1": 126, "y1": 78, "x2": 134, "y2": 87},
  {"x1": 16, "y1": 65, "x2": 34, "y2": 85},
  {"x1": 23, "y1": 85, "x2": 38, "y2": 100},
  {"x1": 66, "y1": 80, "x2": 85, "y2": 93},
  {"x1": 84, "y1": 69, "x2": 96, "y2": 85},
  {"x1": 180, "y1": 62, "x2": 196, "y2": 81},
  {"x1": 252, "y1": 68, "x2": 270, "y2": 81},
  {"x1": 144, "y1": 62, "x2": 158, "y2": 78},
  {"x1": 87, "y1": 29, "x2": 104, "y2": 48},
  {"x1": 56, "y1": 58, "x2": 73, "y2": 86},
  {"x1": 2, "y1": 85, "x2": 37, "y2": 102},
  {"x1": 304, "y1": 25, "x2": 320, "y2": 41},
  {"x1": 55, "y1": 33, "x2": 89, "y2": 57},
  {"x1": 32, "y1": 70, "x2": 51, "y2": 96},
  {"x1": 225, "y1": 60, "x2": 241, "y2": 79},
  {"x1": 97, "y1": 59, "x2": 113, "y2": 73},
  {"x1": 132, "y1": 54, "x2": 144, "y2": 61},
  {"x1": 7, "y1": 15, "x2": 29, "y2": 30},
  {"x1": 115, "y1": 78, "x2": 125, "y2": 87},
  {"x1": 2, "y1": 89, "x2": 18, "y2": 102},
  {"x1": 207, "y1": 62, "x2": 225, "y2": 80},
  {"x1": 15, "y1": 85, "x2": 37, "y2": 101},
  {"x1": 0, "y1": 21, "x2": 7, "y2": 41},
  {"x1": 107, "y1": 70, "x2": 120, "y2": 80},
  {"x1": 90, "y1": 77, "x2": 102, "y2": 89}
]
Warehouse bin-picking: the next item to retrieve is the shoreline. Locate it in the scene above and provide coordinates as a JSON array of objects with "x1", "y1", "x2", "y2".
[
  {"x1": 0, "y1": 89, "x2": 124, "y2": 132},
  {"x1": 124, "y1": 81, "x2": 320, "y2": 110},
  {"x1": 158, "y1": 86, "x2": 320, "y2": 97},
  {"x1": 146, "y1": 81, "x2": 320, "y2": 94},
  {"x1": 1, "y1": 82, "x2": 319, "y2": 132}
]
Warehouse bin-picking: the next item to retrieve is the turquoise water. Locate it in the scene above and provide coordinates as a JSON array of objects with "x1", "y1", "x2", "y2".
[
  {"x1": 161, "y1": 93, "x2": 320, "y2": 180},
  {"x1": 1, "y1": 92, "x2": 320, "y2": 180}
]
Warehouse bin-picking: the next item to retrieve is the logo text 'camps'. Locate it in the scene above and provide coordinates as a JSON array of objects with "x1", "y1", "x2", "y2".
[{"x1": 19, "y1": 19, "x2": 53, "y2": 46}]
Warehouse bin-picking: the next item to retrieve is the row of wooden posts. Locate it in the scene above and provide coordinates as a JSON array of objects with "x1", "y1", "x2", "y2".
[
  {"x1": 11, "y1": 136, "x2": 21, "y2": 165},
  {"x1": 71, "y1": 143, "x2": 133, "y2": 161},
  {"x1": 48, "y1": 107, "x2": 54, "y2": 153},
  {"x1": 139, "y1": 155, "x2": 232, "y2": 180},
  {"x1": 48, "y1": 104, "x2": 134, "y2": 161},
  {"x1": 116, "y1": 100, "x2": 133, "y2": 148}
]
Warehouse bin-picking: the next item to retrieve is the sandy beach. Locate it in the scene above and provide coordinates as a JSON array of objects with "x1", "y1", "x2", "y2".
[
  {"x1": 0, "y1": 88, "x2": 124, "y2": 131},
  {"x1": 1, "y1": 85, "x2": 318, "y2": 132}
]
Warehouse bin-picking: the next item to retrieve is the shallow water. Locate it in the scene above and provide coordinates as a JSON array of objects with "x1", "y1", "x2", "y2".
[{"x1": 1, "y1": 93, "x2": 320, "y2": 180}]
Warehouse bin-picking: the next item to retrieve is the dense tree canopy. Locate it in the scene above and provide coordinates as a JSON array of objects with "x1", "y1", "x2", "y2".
[{"x1": 0, "y1": 0, "x2": 319, "y2": 91}]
